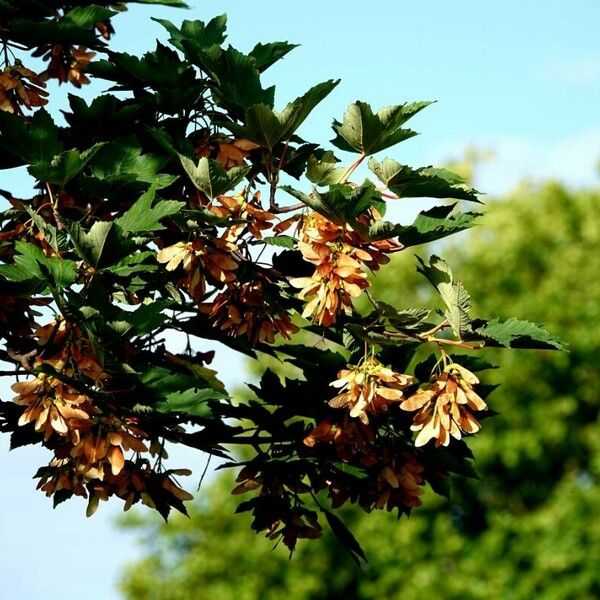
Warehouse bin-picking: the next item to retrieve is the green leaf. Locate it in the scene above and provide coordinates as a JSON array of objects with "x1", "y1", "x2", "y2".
[
  {"x1": 0, "y1": 111, "x2": 28, "y2": 168},
  {"x1": 116, "y1": 185, "x2": 184, "y2": 233},
  {"x1": 279, "y1": 141, "x2": 320, "y2": 179},
  {"x1": 331, "y1": 101, "x2": 432, "y2": 155},
  {"x1": 153, "y1": 15, "x2": 226, "y2": 53},
  {"x1": 306, "y1": 151, "x2": 346, "y2": 186},
  {"x1": 322, "y1": 509, "x2": 367, "y2": 566},
  {"x1": 130, "y1": 0, "x2": 188, "y2": 6},
  {"x1": 0, "y1": 241, "x2": 77, "y2": 290},
  {"x1": 198, "y1": 46, "x2": 275, "y2": 110},
  {"x1": 24, "y1": 207, "x2": 68, "y2": 254},
  {"x1": 345, "y1": 180, "x2": 384, "y2": 217},
  {"x1": 183, "y1": 363, "x2": 227, "y2": 393},
  {"x1": 63, "y1": 5, "x2": 116, "y2": 28},
  {"x1": 91, "y1": 139, "x2": 168, "y2": 184},
  {"x1": 367, "y1": 204, "x2": 478, "y2": 246},
  {"x1": 369, "y1": 158, "x2": 481, "y2": 202},
  {"x1": 378, "y1": 304, "x2": 431, "y2": 329},
  {"x1": 28, "y1": 144, "x2": 104, "y2": 185},
  {"x1": 276, "y1": 80, "x2": 340, "y2": 142},
  {"x1": 224, "y1": 80, "x2": 339, "y2": 150},
  {"x1": 68, "y1": 221, "x2": 133, "y2": 269},
  {"x1": 154, "y1": 388, "x2": 222, "y2": 418},
  {"x1": 69, "y1": 221, "x2": 109, "y2": 268},
  {"x1": 0, "y1": 109, "x2": 61, "y2": 168},
  {"x1": 281, "y1": 186, "x2": 344, "y2": 225},
  {"x1": 180, "y1": 155, "x2": 249, "y2": 199},
  {"x1": 88, "y1": 43, "x2": 193, "y2": 89},
  {"x1": 139, "y1": 366, "x2": 227, "y2": 415},
  {"x1": 44, "y1": 261, "x2": 78, "y2": 292},
  {"x1": 0, "y1": 261, "x2": 41, "y2": 286},
  {"x1": 283, "y1": 181, "x2": 380, "y2": 225},
  {"x1": 117, "y1": 300, "x2": 175, "y2": 337},
  {"x1": 27, "y1": 109, "x2": 63, "y2": 164},
  {"x1": 262, "y1": 235, "x2": 296, "y2": 249},
  {"x1": 9, "y1": 15, "x2": 100, "y2": 47},
  {"x1": 471, "y1": 318, "x2": 564, "y2": 350},
  {"x1": 345, "y1": 324, "x2": 413, "y2": 347},
  {"x1": 331, "y1": 461, "x2": 369, "y2": 481},
  {"x1": 225, "y1": 104, "x2": 281, "y2": 148},
  {"x1": 417, "y1": 255, "x2": 472, "y2": 339},
  {"x1": 249, "y1": 41, "x2": 298, "y2": 72},
  {"x1": 64, "y1": 94, "x2": 142, "y2": 140},
  {"x1": 109, "y1": 252, "x2": 157, "y2": 278}
]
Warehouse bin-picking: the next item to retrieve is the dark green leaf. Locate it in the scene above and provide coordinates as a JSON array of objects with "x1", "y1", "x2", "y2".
[
  {"x1": 306, "y1": 151, "x2": 346, "y2": 186},
  {"x1": 262, "y1": 235, "x2": 296, "y2": 249},
  {"x1": 29, "y1": 144, "x2": 104, "y2": 185},
  {"x1": 110, "y1": 252, "x2": 157, "y2": 278},
  {"x1": 24, "y1": 207, "x2": 68, "y2": 254},
  {"x1": 153, "y1": 15, "x2": 226, "y2": 53},
  {"x1": 0, "y1": 109, "x2": 61, "y2": 167},
  {"x1": 63, "y1": 5, "x2": 116, "y2": 28},
  {"x1": 224, "y1": 80, "x2": 339, "y2": 150},
  {"x1": 27, "y1": 109, "x2": 62, "y2": 164},
  {"x1": 10, "y1": 15, "x2": 100, "y2": 47},
  {"x1": 369, "y1": 158, "x2": 481, "y2": 202},
  {"x1": 471, "y1": 318, "x2": 564, "y2": 350},
  {"x1": 139, "y1": 366, "x2": 227, "y2": 414},
  {"x1": 345, "y1": 324, "x2": 414, "y2": 346},
  {"x1": 207, "y1": 46, "x2": 275, "y2": 110},
  {"x1": 323, "y1": 509, "x2": 367, "y2": 565},
  {"x1": 180, "y1": 156, "x2": 249, "y2": 199},
  {"x1": 249, "y1": 41, "x2": 298, "y2": 72},
  {"x1": 367, "y1": 204, "x2": 478, "y2": 246},
  {"x1": 331, "y1": 101, "x2": 431, "y2": 155},
  {"x1": 378, "y1": 304, "x2": 431, "y2": 329},
  {"x1": 131, "y1": 0, "x2": 188, "y2": 7},
  {"x1": 416, "y1": 255, "x2": 471, "y2": 339},
  {"x1": 154, "y1": 388, "x2": 222, "y2": 418},
  {"x1": 88, "y1": 44, "x2": 192, "y2": 89},
  {"x1": 281, "y1": 186, "x2": 344, "y2": 225},
  {"x1": 68, "y1": 221, "x2": 133, "y2": 269},
  {"x1": 91, "y1": 139, "x2": 168, "y2": 184},
  {"x1": 116, "y1": 185, "x2": 184, "y2": 233},
  {"x1": 276, "y1": 80, "x2": 340, "y2": 142},
  {"x1": 225, "y1": 104, "x2": 281, "y2": 149},
  {"x1": 0, "y1": 241, "x2": 77, "y2": 290},
  {"x1": 117, "y1": 300, "x2": 175, "y2": 337}
]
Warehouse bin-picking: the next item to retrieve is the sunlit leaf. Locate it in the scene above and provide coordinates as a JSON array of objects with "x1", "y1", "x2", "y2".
[
  {"x1": 369, "y1": 157, "x2": 481, "y2": 202},
  {"x1": 331, "y1": 101, "x2": 431, "y2": 155}
]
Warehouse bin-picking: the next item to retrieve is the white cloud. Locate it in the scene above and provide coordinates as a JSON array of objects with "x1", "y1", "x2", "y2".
[
  {"x1": 433, "y1": 129, "x2": 600, "y2": 196},
  {"x1": 544, "y1": 56, "x2": 600, "y2": 85}
]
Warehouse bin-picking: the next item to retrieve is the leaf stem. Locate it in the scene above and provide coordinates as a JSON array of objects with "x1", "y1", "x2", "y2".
[
  {"x1": 381, "y1": 329, "x2": 483, "y2": 350},
  {"x1": 270, "y1": 202, "x2": 305, "y2": 214},
  {"x1": 425, "y1": 336, "x2": 484, "y2": 350},
  {"x1": 421, "y1": 320, "x2": 449, "y2": 337},
  {"x1": 46, "y1": 183, "x2": 65, "y2": 231},
  {"x1": 340, "y1": 153, "x2": 366, "y2": 184}
]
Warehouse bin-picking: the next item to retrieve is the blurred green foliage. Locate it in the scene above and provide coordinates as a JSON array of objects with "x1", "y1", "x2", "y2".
[{"x1": 118, "y1": 177, "x2": 600, "y2": 599}]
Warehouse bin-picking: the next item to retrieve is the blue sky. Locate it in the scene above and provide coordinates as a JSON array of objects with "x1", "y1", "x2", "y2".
[{"x1": 0, "y1": 1, "x2": 598, "y2": 598}]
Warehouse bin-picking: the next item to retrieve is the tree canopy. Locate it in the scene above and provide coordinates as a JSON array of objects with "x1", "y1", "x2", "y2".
[
  {"x1": 0, "y1": 1, "x2": 560, "y2": 558},
  {"x1": 119, "y1": 178, "x2": 600, "y2": 599}
]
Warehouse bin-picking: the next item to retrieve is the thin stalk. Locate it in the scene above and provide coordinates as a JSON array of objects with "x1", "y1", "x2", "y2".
[{"x1": 340, "y1": 152, "x2": 366, "y2": 183}]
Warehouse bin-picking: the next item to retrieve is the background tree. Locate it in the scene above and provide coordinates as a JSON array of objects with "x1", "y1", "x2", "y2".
[{"x1": 119, "y1": 175, "x2": 600, "y2": 600}]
